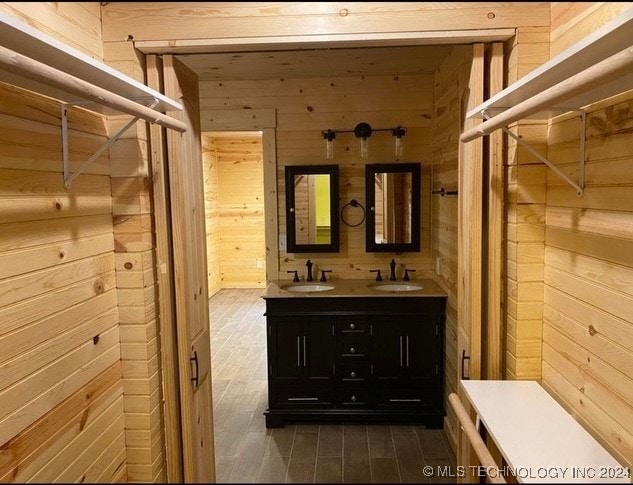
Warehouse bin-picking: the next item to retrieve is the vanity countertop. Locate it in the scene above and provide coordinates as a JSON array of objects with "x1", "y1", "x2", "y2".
[{"x1": 263, "y1": 278, "x2": 447, "y2": 299}]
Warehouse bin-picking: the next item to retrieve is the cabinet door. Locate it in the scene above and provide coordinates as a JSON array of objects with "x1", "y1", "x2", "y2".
[
  {"x1": 404, "y1": 318, "x2": 441, "y2": 386},
  {"x1": 269, "y1": 317, "x2": 303, "y2": 384},
  {"x1": 304, "y1": 318, "x2": 335, "y2": 383},
  {"x1": 372, "y1": 318, "x2": 405, "y2": 383}
]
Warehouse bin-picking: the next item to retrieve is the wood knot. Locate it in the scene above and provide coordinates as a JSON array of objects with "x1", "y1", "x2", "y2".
[
  {"x1": 124, "y1": 262, "x2": 133, "y2": 270},
  {"x1": 339, "y1": 8, "x2": 349, "y2": 17},
  {"x1": 487, "y1": 12, "x2": 496, "y2": 19},
  {"x1": 306, "y1": 106, "x2": 314, "y2": 112},
  {"x1": 55, "y1": 201, "x2": 62, "y2": 210},
  {"x1": 59, "y1": 251, "x2": 65, "y2": 259},
  {"x1": 588, "y1": 325, "x2": 597, "y2": 336},
  {"x1": 93, "y1": 335, "x2": 100, "y2": 345},
  {"x1": 93, "y1": 279, "x2": 104, "y2": 294}
]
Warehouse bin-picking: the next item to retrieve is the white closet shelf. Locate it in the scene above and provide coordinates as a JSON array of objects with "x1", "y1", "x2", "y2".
[
  {"x1": 467, "y1": 7, "x2": 633, "y2": 121},
  {"x1": 0, "y1": 10, "x2": 181, "y2": 115},
  {"x1": 0, "y1": 11, "x2": 186, "y2": 187}
]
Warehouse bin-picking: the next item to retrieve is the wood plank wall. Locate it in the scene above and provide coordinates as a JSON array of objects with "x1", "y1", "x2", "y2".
[
  {"x1": 202, "y1": 135, "x2": 266, "y2": 289},
  {"x1": 0, "y1": 3, "x2": 126, "y2": 482},
  {"x1": 202, "y1": 136, "x2": 221, "y2": 296},
  {"x1": 503, "y1": 26, "x2": 550, "y2": 381},
  {"x1": 431, "y1": 45, "x2": 473, "y2": 451},
  {"x1": 103, "y1": 41, "x2": 167, "y2": 482},
  {"x1": 541, "y1": 1, "x2": 633, "y2": 468},
  {"x1": 100, "y1": 2, "x2": 551, "y2": 45},
  {"x1": 198, "y1": 75, "x2": 435, "y2": 280}
]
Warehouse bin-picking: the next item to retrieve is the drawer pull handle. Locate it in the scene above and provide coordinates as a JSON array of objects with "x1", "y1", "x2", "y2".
[
  {"x1": 349, "y1": 323, "x2": 355, "y2": 330},
  {"x1": 351, "y1": 395, "x2": 357, "y2": 402},
  {"x1": 297, "y1": 336, "x2": 301, "y2": 367},
  {"x1": 350, "y1": 371, "x2": 356, "y2": 378},
  {"x1": 350, "y1": 347, "x2": 356, "y2": 353},
  {"x1": 389, "y1": 398, "x2": 421, "y2": 403},
  {"x1": 288, "y1": 397, "x2": 319, "y2": 401}
]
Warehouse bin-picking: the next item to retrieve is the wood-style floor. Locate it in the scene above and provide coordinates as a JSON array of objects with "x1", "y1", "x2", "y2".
[{"x1": 209, "y1": 288, "x2": 456, "y2": 483}]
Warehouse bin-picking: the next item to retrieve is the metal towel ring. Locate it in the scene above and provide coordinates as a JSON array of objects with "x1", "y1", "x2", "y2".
[{"x1": 341, "y1": 199, "x2": 366, "y2": 227}]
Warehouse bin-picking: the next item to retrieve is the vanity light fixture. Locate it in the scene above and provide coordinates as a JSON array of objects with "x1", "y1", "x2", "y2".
[
  {"x1": 322, "y1": 129, "x2": 336, "y2": 159},
  {"x1": 320, "y1": 122, "x2": 406, "y2": 159},
  {"x1": 392, "y1": 126, "x2": 406, "y2": 157},
  {"x1": 354, "y1": 122, "x2": 372, "y2": 158}
]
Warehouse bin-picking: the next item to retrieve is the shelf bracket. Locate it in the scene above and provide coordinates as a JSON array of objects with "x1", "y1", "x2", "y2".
[
  {"x1": 482, "y1": 109, "x2": 585, "y2": 197},
  {"x1": 61, "y1": 98, "x2": 159, "y2": 188}
]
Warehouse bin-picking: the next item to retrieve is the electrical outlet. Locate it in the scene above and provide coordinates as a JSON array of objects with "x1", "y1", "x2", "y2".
[
  {"x1": 256, "y1": 259, "x2": 263, "y2": 269},
  {"x1": 435, "y1": 257, "x2": 441, "y2": 275},
  {"x1": 279, "y1": 236, "x2": 286, "y2": 251}
]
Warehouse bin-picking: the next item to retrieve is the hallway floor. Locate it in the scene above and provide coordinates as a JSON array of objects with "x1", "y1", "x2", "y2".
[{"x1": 209, "y1": 288, "x2": 456, "y2": 483}]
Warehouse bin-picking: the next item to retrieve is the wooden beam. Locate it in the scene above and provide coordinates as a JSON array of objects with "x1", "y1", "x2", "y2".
[{"x1": 134, "y1": 29, "x2": 516, "y2": 54}]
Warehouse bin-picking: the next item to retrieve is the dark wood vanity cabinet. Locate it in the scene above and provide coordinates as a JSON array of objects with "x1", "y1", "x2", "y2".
[{"x1": 264, "y1": 296, "x2": 446, "y2": 428}]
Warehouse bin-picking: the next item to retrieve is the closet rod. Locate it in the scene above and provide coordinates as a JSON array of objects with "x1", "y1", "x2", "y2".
[
  {"x1": 0, "y1": 47, "x2": 187, "y2": 133},
  {"x1": 461, "y1": 45, "x2": 633, "y2": 143}
]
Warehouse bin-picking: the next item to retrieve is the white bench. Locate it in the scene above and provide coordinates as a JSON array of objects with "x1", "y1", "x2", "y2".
[{"x1": 457, "y1": 380, "x2": 630, "y2": 484}]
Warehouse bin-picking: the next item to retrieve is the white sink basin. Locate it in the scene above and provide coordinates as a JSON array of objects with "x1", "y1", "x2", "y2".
[
  {"x1": 370, "y1": 283, "x2": 424, "y2": 292},
  {"x1": 283, "y1": 284, "x2": 335, "y2": 293}
]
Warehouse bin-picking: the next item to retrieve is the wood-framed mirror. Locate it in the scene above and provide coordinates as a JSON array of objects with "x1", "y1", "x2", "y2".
[
  {"x1": 285, "y1": 164, "x2": 339, "y2": 253},
  {"x1": 365, "y1": 162, "x2": 421, "y2": 252}
]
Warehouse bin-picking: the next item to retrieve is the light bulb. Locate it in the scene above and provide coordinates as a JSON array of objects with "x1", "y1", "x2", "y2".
[
  {"x1": 326, "y1": 138, "x2": 334, "y2": 159},
  {"x1": 360, "y1": 137, "x2": 369, "y2": 158},
  {"x1": 395, "y1": 136, "x2": 403, "y2": 157},
  {"x1": 322, "y1": 129, "x2": 336, "y2": 160},
  {"x1": 392, "y1": 126, "x2": 406, "y2": 157}
]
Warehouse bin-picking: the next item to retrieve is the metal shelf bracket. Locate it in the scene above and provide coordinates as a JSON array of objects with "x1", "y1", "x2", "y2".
[
  {"x1": 482, "y1": 109, "x2": 586, "y2": 197},
  {"x1": 61, "y1": 98, "x2": 159, "y2": 188}
]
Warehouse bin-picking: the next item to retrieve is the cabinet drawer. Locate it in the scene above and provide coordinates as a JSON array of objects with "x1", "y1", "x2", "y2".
[
  {"x1": 273, "y1": 387, "x2": 333, "y2": 408},
  {"x1": 374, "y1": 388, "x2": 440, "y2": 409},
  {"x1": 338, "y1": 387, "x2": 370, "y2": 407},
  {"x1": 337, "y1": 338, "x2": 370, "y2": 359},
  {"x1": 337, "y1": 363, "x2": 371, "y2": 382},
  {"x1": 336, "y1": 319, "x2": 371, "y2": 335}
]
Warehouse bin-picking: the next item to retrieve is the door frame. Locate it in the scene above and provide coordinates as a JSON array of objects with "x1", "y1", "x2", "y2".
[
  {"x1": 145, "y1": 30, "x2": 510, "y2": 480},
  {"x1": 199, "y1": 112, "x2": 278, "y2": 284}
]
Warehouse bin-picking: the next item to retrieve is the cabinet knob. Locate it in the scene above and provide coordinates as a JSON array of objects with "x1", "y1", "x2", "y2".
[
  {"x1": 350, "y1": 371, "x2": 356, "y2": 378},
  {"x1": 349, "y1": 323, "x2": 355, "y2": 330},
  {"x1": 351, "y1": 395, "x2": 357, "y2": 402},
  {"x1": 350, "y1": 347, "x2": 356, "y2": 354}
]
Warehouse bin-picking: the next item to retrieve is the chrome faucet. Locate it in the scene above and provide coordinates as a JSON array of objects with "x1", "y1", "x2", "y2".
[{"x1": 306, "y1": 259, "x2": 314, "y2": 282}]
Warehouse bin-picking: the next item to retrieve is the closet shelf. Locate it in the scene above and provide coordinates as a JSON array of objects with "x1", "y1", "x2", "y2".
[
  {"x1": 461, "y1": 7, "x2": 633, "y2": 197},
  {"x1": 0, "y1": 11, "x2": 181, "y2": 117},
  {"x1": 0, "y1": 11, "x2": 186, "y2": 188},
  {"x1": 466, "y1": 7, "x2": 633, "y2": 122}
]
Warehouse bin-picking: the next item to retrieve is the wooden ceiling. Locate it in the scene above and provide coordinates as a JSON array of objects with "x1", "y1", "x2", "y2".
[{"x1": 178, "y1": 45, "x2": 453, "y2": 80}]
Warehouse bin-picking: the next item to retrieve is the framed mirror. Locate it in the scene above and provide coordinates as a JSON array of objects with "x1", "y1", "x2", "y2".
[
  {"x1": 365, "y1": 163, "x2": 421, "y2": 252},
  {"x1": 285, "y1": 165, "x2": 339, "y2": 253}
]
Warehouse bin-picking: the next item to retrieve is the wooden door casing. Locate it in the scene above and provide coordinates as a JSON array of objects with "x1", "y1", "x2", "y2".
[{"x1": 163, "y1": 54, "x2": 215, "y2": 483}]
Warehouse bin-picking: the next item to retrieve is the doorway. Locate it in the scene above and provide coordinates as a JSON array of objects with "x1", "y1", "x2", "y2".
[{"x1": 201, "y1": 131, "x2": 267, "y2": 296}]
